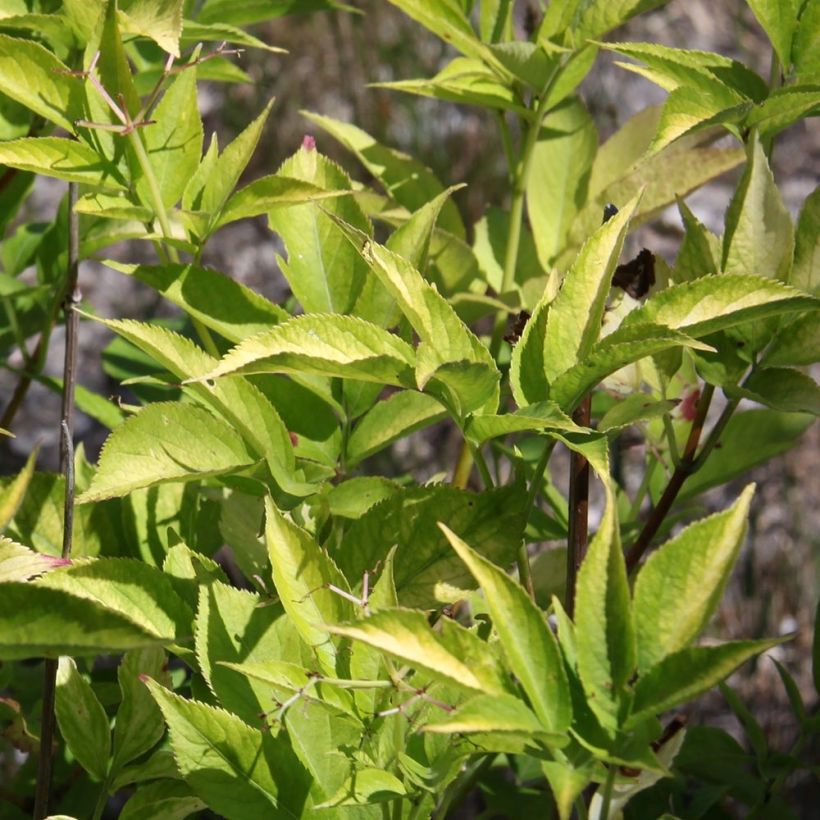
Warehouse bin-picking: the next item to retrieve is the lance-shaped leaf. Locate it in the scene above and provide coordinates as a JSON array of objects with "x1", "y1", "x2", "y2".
[
  {"x1": 215, "y1": 175, "x2": 348, "y2": 229},
  {"x1": 265, "y1": 498, "x2": 353, "y2": 675},
  {"x1": 728, "y1": 367, "x2": 820, "y2": 415},
  {"x1": 542, "y1": 194, "x2": 639, "y2": 383},
  {"x1": 35, "y1": 559, "x2": 194, "y2": 643},
  {"x1": 268, "y1": 141, "x2": 371, "y2": 315},
  {"x1": 0, "y1": 583, "x2": 165, "y2": 658},
  {"x1": 315, "y1": 768, "x2": 405, "y2": 808},
  {"x1": 196, "y1": 314, "x2": 416, "y2": 387},
  {"x1": 423, "y1": 693, "x2": 551, "y2": 738},
  {"x1": 0, "y1": 446, "x2": 38, "y2": 532},
  {"x1": 574, "y1": 496, "x2": 635, "y2": 735},
  {"x1": 440, "y1": 525, "x2": 571, "y2": 734},
  {"x1": 792, "y1": 186, "x2": 819, "y2": 294},
  {"x1": 111, "y1": 262, "x2": 289, "y2": 342},
  {"x1": 510, "y1": 295, "x2": 551, "y2": 406},
  {"x1": 633, "y1": 485, "x2": 754, "y2": 672},
  {"x1": 55, "y1": 657, "x2": 111, "y2": 782},
  {"x1": 78, "y1": 402, "x2": 256, "y2": 503},
  {"x1": 628, "y1": 638, "x2": 784, "y2": 727},
  {"x1": 745, "y1": 86, "x2": 820, "y2": 140},
  {"x1": 180, "y1": 21, "x2": 286, "y2": 53},
  {"x1": 549, "y1": 324, "x2": 713, "y2": 411},
  {"x1": 764, "y1": 314, "x2": 820, "y2": 367},
  {"x1": 302, "y1": 111, "x2": 465, "y2": 237},
  {"x1": 723, "y1": 137, "x2": 794, "y2": 281},
  {"x1": 0, "y1": 138, "x2": 125, "y2": 189},
  {"x1": 0, "y1": 538, "x2": 67, "y2": 582},
  {"x1": 746, "y1": 0, "x2": 799, "y2": 69},
  {"x1": 146, "y1": 681, "x2": 311, "y2": 819},
  {"x1": 0, "y1": 34, "x2": 84, "y2": 132},
  {"x1": 111, "y1": 648, "x2": 170, "y2": 773},
  {"x1": 346, "y1": 391, "x2": 446, "y2": 467},
  {"x1": 622, "y1": 275, "x2": 818, "y2": 338},
  {"x1": 119, "y1": 779, "x2": 205, "y2": 820},
  {"x1": 118, "y1": 0, "x2": 185, "y2": 55},
  {"x1": 465, "y1": 401, "x2": 587, "y2": 444},
  {"x1": 329, "y1": 608, "x2": 508, "y2": 695},
  {"x1": 572, "y1": 1, "x2": 670, "y2": 40}
]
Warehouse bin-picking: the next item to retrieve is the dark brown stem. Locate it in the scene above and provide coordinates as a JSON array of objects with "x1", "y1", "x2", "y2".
[
  {"x1": 625, "y1": 383, "x2": 715, "y2": 573},
  {"x1": 34, "y1": 182, "x2": 80, "y2": 820},
  {"x1": 566, "y1": 395, "x2": 591, "y2": 617}
]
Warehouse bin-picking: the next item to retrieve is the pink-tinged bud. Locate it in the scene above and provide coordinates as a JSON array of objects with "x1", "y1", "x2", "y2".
[
  {"x1": 138, "y1": 674, "x2": 151, "y2": 683},
  {"x1": 680, "y1": 388, "x2": 700, "y2": 422},
  {"x1": 43, "y1": 556, "x2": 72, "y2": 567},
  {"x1": 302, "y1": 135, "x2": 316, "y2": 151},
  {"x1": 289, "y1": 431, "x2": 299, "y2": 446}
]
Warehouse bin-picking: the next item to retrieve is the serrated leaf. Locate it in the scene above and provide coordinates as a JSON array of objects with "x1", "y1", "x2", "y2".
[
  {"x1": 527, "y1": 97, "x2": 597, "y2": 269},
  {"x1": 269, "y1": 142, "x2": 371, "y2": 314},
  {"x1": 572, "y1": 1, "x2": 669, "y2": 41},
  {"x1": 746, "y1": 0, "x2": 799, "y2": 69},
  {"x1": 78, "y1": 402, "x2": 256, "y2": 503},
  {"x1": 598, "y1": 395, "x2": 678, "y2": 433},
  {"x1": 441, "y1": 525, "x2": 571, "y2": 734},
  {"x1": 112, "y1": 262, "x2": 289, "y2": 342},
  {"x1": 423, "y1": 693, "x2": 549, "y2": 737},
  {"x1": 543, "y1": 194, "x2": 639, "y2": 382},
  {"x1": 633, "y1": 486, "x2": 754, "y2": 672},
  {"x1": 264, "y1": 498, "x2": 353, "y2": 675},
  {"x1": 729, "y1": 367, "x2": 820, "y2": 415},
  {"x1": 510, "y1": 295, "x2": 551, "y2": 407},
  {"x1": 216, "y1": 174, "x2": 348, "y2": 229},
  {"x1": 0, "y1": 538, "x2": 65, "y2": 582},
  {"x1": 629, "y1": 639, "x2": 783, "y2": 725},
  {"x1": 111, "y1": 648, "x2": 170, "y2": 772},
  {"x1": 678, "y1": 409, "x2": 813, "y2": 500},
  {"x1": 302, "y1": 111, "x2": 465, "y2": 237},
  {"x1": 0, "y1": 446, "x2": 38, "y2": 532},
  {"x1": 329, "y1": 608, "x2": 506, "y2": 694},
  {"x1": 764, "y1": 313, "x2": 820, "y2": 367},
  {"x1": 723, "y1": 137, "x2": 794, "y2": 281},
  {"x1": 146, "y1": 681, "x2": 311, "y2": 819},
  {"x1": 180, "y1": 21, "x2": 286, "y2": 53},
  {"x1": 315, "y1": 768, "x2": 405, "y2": 808},
  {"x1": 347, "y1": 391, "x2": 446, "y2": 467},
  {"x1": 55, "y1": 657, "x2": 111, "y2": 782},
  {"x1": 791, "y1": 186, "x2": 819, "y2": 293},
  {"x1": 119, "y1": 779, "x2": 205, "y2": 820},
  {"x1": 792, "y1": 0, "x2": 820, "y2": 79},
  {"x1": 35, "y1": 558, "x2": 193, "y2": 643},
  {"x1": 119, "y1": 0, "x2": 184, "y2": 56},
  {"x1": 0, "y1": 34, "x2": 84, "y2": 132},
  {"x1": 464, "y1": 401, "x2": 586, "y2": 443},
  {"x1": 198, "y1": 314, "x2": 416, "y2": 387},
  {"x1": 0, "y1": 137, "x2": 125, "y2": 189},
  {"x1": 745, "y1": 86, "x2": 820, "y2": 139},
  {"x1": 549, "y1": 324, "x2": 712, "y2": 411},
  {"x1": 622, "y1": 275, "x2": 818, "y2": 338},
  {"x1": 0, "y1": 583, "x2": 164, "y2": 658},
  {"x1": 574, "y1": 497, "x2": 635, "y2": 734},
  {"x1": 675, "y1": 198, "x2": 721, "y2": 281}
]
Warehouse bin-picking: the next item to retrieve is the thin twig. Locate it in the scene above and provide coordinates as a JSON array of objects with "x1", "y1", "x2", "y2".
[{"x1": 33, "y1": 182, "x2": 80, "y2": 820}]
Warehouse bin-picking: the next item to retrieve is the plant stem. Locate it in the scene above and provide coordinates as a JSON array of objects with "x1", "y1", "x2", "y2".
[
  {"x1": 566, "y1": 395, "x2": 591, "y2": 616},
  {"x1": 625, "y1": 383, "x2": 715, "y2": 573},
  {"x1": 574, "y1": 794, "x2": 589, "y2": 820},
  {"x1": 597, "y1": 766, "x2": 617, "y2": 820},
  {"x1": 34, "y1": 181, "x2": 80, "y2": 820},
  {"x1": 452, "y1": 438, "x2": 475, "y2": 489},
  {"x1": 127, "y1": 128, "x2": 219, "y2": 357},
  {"x1": 436, "y1": 754, "x2": 495, "y2": 818}
]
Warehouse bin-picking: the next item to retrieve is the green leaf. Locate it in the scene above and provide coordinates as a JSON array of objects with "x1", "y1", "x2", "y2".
[
  {"x1": 598, "y1": 395, "x2": 678, "y2": 433},
  {"x1": 337, "y1": 485, "x2": 527, "y2": 608},
  {"x1": 119, "y1": 0, "x2": 184, "y2": 55},
  {"x1": 0, "y1": 537, "x2": 64, "y2": 582},
  {"x1": 315, "y1": 767, "x2": 405, "y2": 808},
  {"x1": 541, "y1": 760, "x2": 592, "y2": 820},
  {"x1": 0, "y1": 446, "x2": 38, "y2": 532},
  {"x1": 723, "y1": 137, "x2": 794, "y2": 281},
  {"x1": 269, "y1": 142, "x2": 371, "y2": 314},
  {"x1": 0, "y1": 583, "x2": 165, "y2": 658},
  {"x1": 78, "y1": 402, "x2": 256, "y2": 503},
  {"x1": 0, "y1": 137, "x2": 125, "y2": 189},
  {"x1": 55, "y1": 657, "x2": 111, "y2": 782},
  {"x1": 111, "y1": 262, "x2": 289, "y2": 342},
  {"x1": 633, "y1": 486, "x2": 754, "y2": 672},
  {"x1": 146, "y1": 681, "x2": 311, "y2": 819},
  {"x1": 510, "y1": 296, "x2": 550, "y2": 407},
  {"x1": 764, "y1": 313, "x2": 820, "y2": 367},
  {"x1": 35, "y1": 558, "x2": 194, "y2": 643},
  {"x1": 0, "y1": 34, "x2": 84, "y2": 132},
  {"x1": 197, "y1": 0, "x2": 348, "y2": 26},
  {"x1": 423, "y1": 693, "x2": 549, "y2": 736},
  {"x1": 347, "y1": 391, "x2": 446, "y2": 467},
  {"x1": 746, "y1": 0, "x2": 799, "y2": 69},
  {"x1": 622, "y1": 275, "x2": 818, "y2": 339},
  {"x1": 675, "y1": 199, "x2": 721, "y2": 281},
  {"x1": 629, "y1": 638, "x2": 783, "y2": 725},
  {"x1": 198, "y1": 314, "x2": 416, "y2": 387},
  {"x1": 441, "y1": 525, "x2": 571, "y2": 734},
  {"x1": 180, "y1": 21, "x2": 286, "y2": 53},
  {"x1": 792, "y1": 186, "x2": 819, "y2": 293},
  {"x1": 677, "y1": 410, "x2": 814, "y2": 500},
  {"x1": 543, "y1": 194, "x2": 639, "y2": 382},
  {"x1": 527, "y1": 97, "x2": 597, "y2": 269},
  {"x1": 119, "y1": 779, "x2": 206, "y2": 820},
  {"x1": 111, "y1": 648, "x2": 170, "y2": 772},
  {"x1": 572, "y1": 1, "x2": 670, "y2": 41},
  {"x1": 792, "y1": 0, "x2": 820, "y2": 79},
  {"x1": 302, "y1": 111, "x2": 465, "y2": 237},
  {"x1": 745, "y1": 85, "x2": 820, "y2": 140},
  {"x1": 464, "y1": 401, "x2": 586, "y2": 443},
  {"x1": 729, "y1": 367, "x2": 820, "y2": 415},
  {"x1": 216, "y1": 174, "x2": 348, "y2": 229},
  {"x1": 133, "y1": 58, "x2": 202, "y2": 209},
  {"x1": 329, "y1": 608, "x2": 507, "y2": 694},
  {"x1": 549, "y1": 324, "x2": 712, "y2": 411},
  {"x1": 574, "y1": 497, "x2": 635, "y2": 734},
  {"x1": 264, "y1": 498, "x2": 353, "y2": 675}
]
